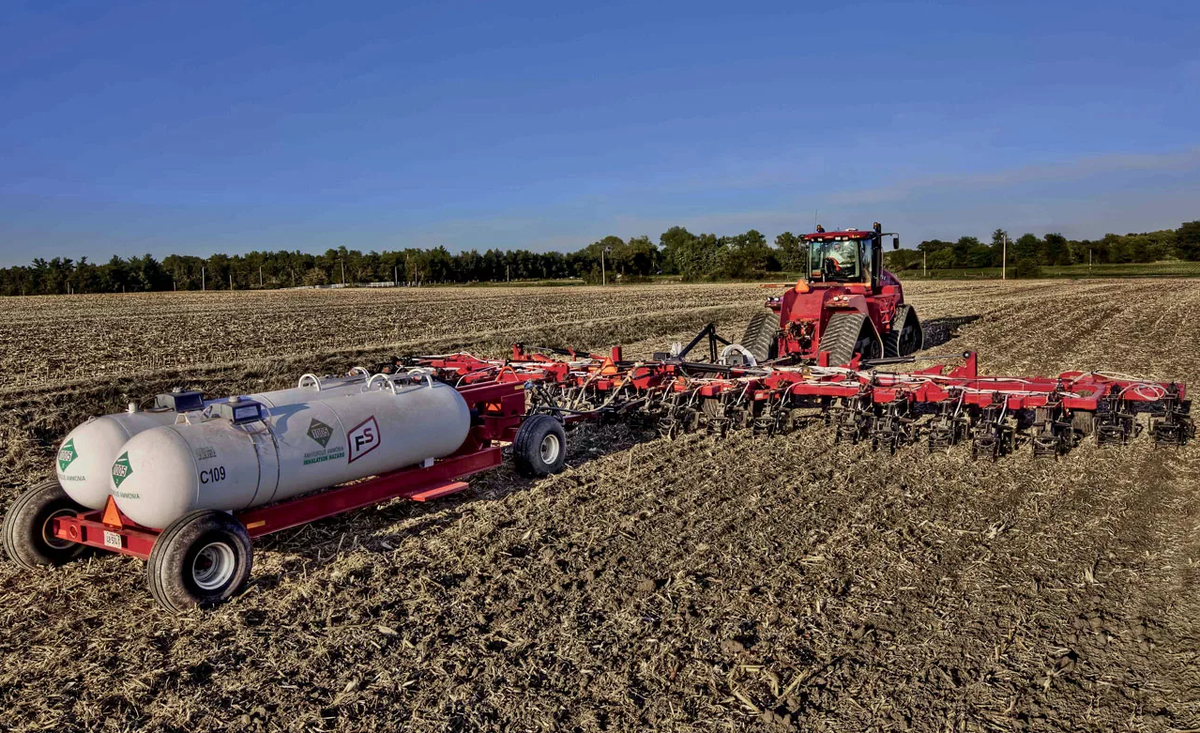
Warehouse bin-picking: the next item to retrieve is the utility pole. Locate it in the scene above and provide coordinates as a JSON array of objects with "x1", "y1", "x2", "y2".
[
  {"x1": 259, "y1": 267, "x2": 263, "y2": 287},
  {"x1": 341, "y1": 260, "x2": 346, "y2": 285},
  {"x1": 1002, "y1": 233, "x2": 1007, "y2": 281},
  {"x1": 602, "y1": 245, "x2": 612, "y2": 286},
  {"x1": 202, "y1": 267, "x2": 206, "y2": 291},
  {"x1": 506, "y1": 264, "x2": 510, "y2": 282},
  {"x1": 1089, "y1": 248, "x2": 1093, "y2": 273},
  {"x1": 229, "y1": 272, "x2": 233, "y2": 290},
  {"x1": 922, "y1": 250, "x2": 927, "y2": 278},
  {"x1": 394, "y1": 265, "x2": 398, "y2": 285}
]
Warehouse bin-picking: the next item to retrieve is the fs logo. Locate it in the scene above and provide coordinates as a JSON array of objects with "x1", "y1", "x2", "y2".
[{"x1": 347, "y1": 416, "x2": 380, "y2": 463}]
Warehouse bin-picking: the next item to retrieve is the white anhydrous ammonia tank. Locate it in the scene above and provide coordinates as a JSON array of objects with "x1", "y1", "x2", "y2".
[
  {"x1": 55, "y1": 373, "x2": 372, "y2": 510},
  {"x1": 110, "y1": 379, "x2": 471, "y2": 529}
]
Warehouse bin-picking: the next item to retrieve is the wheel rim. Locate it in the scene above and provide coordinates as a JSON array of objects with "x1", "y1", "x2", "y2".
[
  {"x1": 539, "y1": 434, "x2": 561, "y2": 464},
  {"x1": 41, "y1": 508, "x2": 76, "y2": 550},
  {"x1": 192, "y1": 542, "x2": 237, "y2": 591}
]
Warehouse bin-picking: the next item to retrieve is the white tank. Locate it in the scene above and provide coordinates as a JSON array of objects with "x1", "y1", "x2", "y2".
[
  {"x1": 109, "y1": 378, "x2": 471, "y2": 529},
  {"x1": 56, "y1": 371, "x2": 373, "y2": 510}
]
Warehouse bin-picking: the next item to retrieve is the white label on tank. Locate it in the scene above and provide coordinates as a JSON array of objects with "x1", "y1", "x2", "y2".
[{"x1": 347, "y1": 416, "x2": 380, "y2": 464}]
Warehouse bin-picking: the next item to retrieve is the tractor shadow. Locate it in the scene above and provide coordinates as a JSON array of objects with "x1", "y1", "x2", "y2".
[{"x1": 921, "y1": 315, "x2": 981, "y2": 350}]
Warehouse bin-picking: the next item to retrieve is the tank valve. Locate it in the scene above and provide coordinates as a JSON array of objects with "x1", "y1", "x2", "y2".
[{"x1": 127, "y1": 402, "x2": 140, "y2": 413}]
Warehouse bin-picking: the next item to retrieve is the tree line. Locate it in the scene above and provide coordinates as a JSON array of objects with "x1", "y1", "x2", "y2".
[
  {"x1": 886, "y1": 223, "x2": 1200, "y2": 276},
  {"x1": 2, "y1": 221, "x2": 1197, "y2": 295}
]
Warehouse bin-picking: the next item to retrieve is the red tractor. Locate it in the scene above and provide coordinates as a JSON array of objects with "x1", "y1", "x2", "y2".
[{"x1": 738, "y1": 222, "x2": 923, "y2": 367}]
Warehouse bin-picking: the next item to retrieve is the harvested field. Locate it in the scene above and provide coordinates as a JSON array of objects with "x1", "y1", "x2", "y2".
[{"x1": 2, "y1": 280, "x2": 1200, "y2": 732}]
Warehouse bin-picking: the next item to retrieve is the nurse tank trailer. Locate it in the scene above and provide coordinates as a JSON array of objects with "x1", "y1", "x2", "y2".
[{"x1": 3, "y1": 364, "x2": 572, "y2": 612}]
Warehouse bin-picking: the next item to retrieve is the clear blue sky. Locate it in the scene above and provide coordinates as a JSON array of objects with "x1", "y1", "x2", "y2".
[{"x1": 2, "y1": 0, "x2": 1198, "y2": 266}]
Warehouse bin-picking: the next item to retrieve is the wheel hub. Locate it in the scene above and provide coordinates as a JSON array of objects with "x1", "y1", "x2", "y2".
[
  {"x1": 539, "y1": 434, "x2": 560, "y2": 464},
  {"x1": 192, "y1": 542, "x2": 236, "y2": 591},
  {"x1": 41, "y1": 508, "x2": 76, "y2": 550}
]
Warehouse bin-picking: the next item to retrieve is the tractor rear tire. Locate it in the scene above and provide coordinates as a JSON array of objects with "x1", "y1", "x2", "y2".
[
  {"x1": 884, "y1": 304, "x2": 924, "y2": 358},
  {"x1": 146, "y1": 510, "x2": 253, "y2": 613},
  {"x1": 2, "y1": 478, "x2": 89, "y2": 570},
  {"x1": 739, "y1": 312, "x2": 780, "y2": 364},
  {"x1": 819, "y1": 312, "x2": 882, "y2": 367},
  {"x1": 513, "y1": 415, "x2": 568, "y2": 478}
]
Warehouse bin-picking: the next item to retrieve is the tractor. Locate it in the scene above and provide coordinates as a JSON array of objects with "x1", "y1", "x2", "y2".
[{"x1": 738, "y1": 222, "x2": 923, "y2": 367}]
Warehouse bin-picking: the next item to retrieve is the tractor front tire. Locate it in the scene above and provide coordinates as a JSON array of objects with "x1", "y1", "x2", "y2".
[
  {"x1": 739, "y1": 312, "x2": 780, "y2": 364},
  {"x1": 146, "y1": 510, "x2": 253, "y2": 613},
  {"x1": 884, "y1": 304, "x2": 924, "y2": 358},
  {"x1": 819, "y1": 312, "x2": 882, "y2": 367},
  {"x1": 2, "y1": 479, "x2": 89, "y2": 570},
  {"x1": 513, "y1": 415, "x2": 568, "y2": 478}
]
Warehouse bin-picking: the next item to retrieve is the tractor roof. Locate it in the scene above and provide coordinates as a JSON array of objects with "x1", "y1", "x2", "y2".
[{"x1": 803, "y1": 229, "x2": 873, "y2": 241}]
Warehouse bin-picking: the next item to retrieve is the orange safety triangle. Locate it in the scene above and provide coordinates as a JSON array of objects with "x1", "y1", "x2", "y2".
[
  {"x1": 599, "y1": 357, "x2": 619, "y2": 376},
  {"x1": 101, "y1": 496, "x2": 124, "y2": 528}
]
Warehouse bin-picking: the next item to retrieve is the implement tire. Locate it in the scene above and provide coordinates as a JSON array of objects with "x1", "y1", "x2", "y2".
[{"x1": 513, "y1": 415, "x2": 568, "y2": 478}]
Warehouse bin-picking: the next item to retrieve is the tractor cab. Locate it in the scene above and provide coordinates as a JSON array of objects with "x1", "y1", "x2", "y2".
[{"x1": 804, "y1": 222, "x2": 899, "y2": 292}]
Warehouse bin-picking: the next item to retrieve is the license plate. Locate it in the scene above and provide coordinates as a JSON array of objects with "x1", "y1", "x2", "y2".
[{"x1": 103, "y1": 531, "x2": 122, "y2": 549}]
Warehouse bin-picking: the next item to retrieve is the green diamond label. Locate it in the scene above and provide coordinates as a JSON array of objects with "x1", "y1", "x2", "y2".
[
  {"x1": 57, "y1": 439, "x2": 78, "y2": 472},
  {"x1": 307, "y1": 419, "x2": 333, "y2": 448},
  {"x1": 111, "y1": 452, "x2": 133, "y2": 488}
]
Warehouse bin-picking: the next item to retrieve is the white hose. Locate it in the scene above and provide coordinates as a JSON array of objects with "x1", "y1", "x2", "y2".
[{"x1": 719, "y1": 344, "x2": 757, "y2": 367}]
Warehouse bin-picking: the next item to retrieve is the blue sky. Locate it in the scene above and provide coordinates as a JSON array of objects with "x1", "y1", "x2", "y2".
[{"x1": 1, "y1": 0, "x2": 1198, "y2": 265}]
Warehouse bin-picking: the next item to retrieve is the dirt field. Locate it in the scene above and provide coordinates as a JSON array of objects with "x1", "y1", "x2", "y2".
[{"x1": 2, "y1": 280, "x2": 1199, "y2": 732}]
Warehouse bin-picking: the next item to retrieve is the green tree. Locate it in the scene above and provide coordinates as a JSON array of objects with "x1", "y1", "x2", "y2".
[
  {"x1": 1041, "y1": 233, "x2": 1071, "y2": 266},
  {"x1": 1178, "y1": 221, "x2": 1200, "y2": 261},
  {"x1": 659, "y1": 226, "x2": 697, "y2": 276},
  {"x1": 774, "y1": 232, "x2": 805, "y2": 272}
]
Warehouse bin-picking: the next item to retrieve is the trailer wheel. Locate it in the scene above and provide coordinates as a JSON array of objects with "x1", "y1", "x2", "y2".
[
  {"x1": 146, "y1": 510, "x2": 252, "y2": 613},
  {"x1": 2, "y1": 479, "x2": 89, "y2": 570},
  {"x1": 513, "y1": 415, "x2": 568, "y2": 478}
]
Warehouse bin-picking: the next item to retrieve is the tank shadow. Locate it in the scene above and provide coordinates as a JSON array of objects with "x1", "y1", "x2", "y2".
[
  {"x1": 921, "y1": 315, "x2": 981, "y2": 350},
  {"x1": 254, "y1": 421, "x2": 656, "y2": 564}
]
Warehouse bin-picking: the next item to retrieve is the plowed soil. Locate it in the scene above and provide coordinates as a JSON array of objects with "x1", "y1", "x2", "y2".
[{"x1": 2, "y1": 280, "x2": 1199, "y2": 733}]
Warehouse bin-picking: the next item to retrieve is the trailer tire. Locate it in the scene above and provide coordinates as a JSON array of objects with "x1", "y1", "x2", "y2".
[
  {"x1": 147, "y1": 510, "x2": 252, "y2": 613},
  {"x1": 2, "y1": 478, "x2": 89, "y2": 570},
  {"x1": 513, "y1": 415, "x2": 568, "y2": 478}
]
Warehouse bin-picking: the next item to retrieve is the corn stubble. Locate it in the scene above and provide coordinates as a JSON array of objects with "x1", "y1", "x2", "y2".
[{"x1": 1, "y1": 280, "x2": 1199, "y2": 732}]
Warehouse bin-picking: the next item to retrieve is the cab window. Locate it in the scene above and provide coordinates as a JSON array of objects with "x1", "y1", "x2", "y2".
[{"x1": 809, "y1": 238, "x2": 864, "y2": 282}]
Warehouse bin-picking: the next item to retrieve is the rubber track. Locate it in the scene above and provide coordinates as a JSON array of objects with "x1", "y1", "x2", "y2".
[
  {"x1": 739, "y1": 312, "x2": 779, "y2": 364},
  {"x1": 884, "y1": 304, "x2": 922, "y2": 358},
  {"x1": 818, "y1": 312, "x2": 868, "y2": 367}
]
